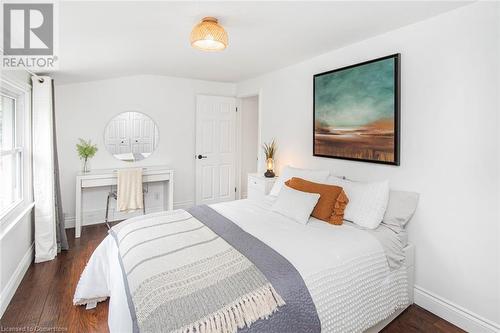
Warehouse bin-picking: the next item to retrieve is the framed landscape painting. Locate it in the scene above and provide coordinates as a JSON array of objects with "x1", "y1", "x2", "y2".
[{"x1": 313, "y1": 54, "x2": 400, "y2": 165}]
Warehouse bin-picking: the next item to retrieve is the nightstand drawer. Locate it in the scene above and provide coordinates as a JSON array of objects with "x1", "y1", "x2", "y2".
[
  {"x1": 247, "y1": 187, "x2": 265, "y2": 201},
  {"x1": 248, "y1": 178, "x2": 266, "y2": 191},
  {"x1": 247, "y1": 173, "x2": 276, "y2": 200}
]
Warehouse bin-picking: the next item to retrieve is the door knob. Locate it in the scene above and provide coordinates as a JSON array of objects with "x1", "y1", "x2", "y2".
[{"x1": 197, "y1": 154, "x2": 207, "y2": 159}]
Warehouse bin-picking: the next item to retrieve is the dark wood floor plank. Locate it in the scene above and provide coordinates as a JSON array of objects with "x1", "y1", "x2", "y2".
[
  {"x1": 0, "y1": 258, "x2": 59, "y2": 327},
  {"x1": 1, "y1": 224, "x2": 465, "y2": 333},
  {"x1": 382, "y1": 305, "x2": 466, "y2": 333},
  {"x1": 434, "y1": 319, "x2": 467, "y2": 333}
]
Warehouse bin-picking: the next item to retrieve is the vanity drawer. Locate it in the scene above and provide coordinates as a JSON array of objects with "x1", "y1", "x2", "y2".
[
  {"x1": 144, "y1": 173, "x2": 171, "y2": 183},
  {"x1": 81, "y1": 177, "x2": 116, "y2": 188},
  {"x1": 80, "y1": 173, "x2": 171, "y2": 188}
]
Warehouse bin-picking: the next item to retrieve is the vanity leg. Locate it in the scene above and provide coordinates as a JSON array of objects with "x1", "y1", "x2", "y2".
[
  {"x1": 168, "y1": 173, "x2": 174, "y2": 210},
  {"x1": 75, "y1": 178, "x2": 82, "y2": 238},
  {"x1": 164, "y1": 173, "x2": 174, "y2": 211}
]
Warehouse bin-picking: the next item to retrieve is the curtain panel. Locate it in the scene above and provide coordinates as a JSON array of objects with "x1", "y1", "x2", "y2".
[{"x1": 32, "y1": 76, "x2": 68, "y2": 263}]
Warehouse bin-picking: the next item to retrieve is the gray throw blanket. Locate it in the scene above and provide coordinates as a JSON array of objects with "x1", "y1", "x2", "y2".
[
  {"x1": 189, "y1": 206, "x2": 320, "y2": 333},
  {"x1": 110, "y1": 206, "x2": 320, "y2": 333}
]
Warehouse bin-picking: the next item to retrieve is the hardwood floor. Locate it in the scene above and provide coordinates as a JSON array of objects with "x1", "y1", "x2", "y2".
[{"x1": 1, "y1": 224, "x2": 466, "y2": 333}]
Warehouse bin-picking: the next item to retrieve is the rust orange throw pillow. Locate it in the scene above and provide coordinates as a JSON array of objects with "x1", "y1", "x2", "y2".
[{"x1": 284, "y1": 177, "x2": 349, "y2": 225}]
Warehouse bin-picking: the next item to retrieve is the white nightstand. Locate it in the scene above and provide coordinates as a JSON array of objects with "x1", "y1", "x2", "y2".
[{"x1": 247, "y1": 173, "x2": 277, "y2": 201}]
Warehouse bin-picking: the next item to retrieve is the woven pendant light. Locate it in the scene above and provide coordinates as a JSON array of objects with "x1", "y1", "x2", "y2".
[{"x1": 190, "y1": 17, "x2": 228, "y2": 51}]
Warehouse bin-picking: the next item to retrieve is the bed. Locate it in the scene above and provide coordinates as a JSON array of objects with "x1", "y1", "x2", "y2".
[{"x1": 74, "y1": 195, "x2": 414, "y2": 333}]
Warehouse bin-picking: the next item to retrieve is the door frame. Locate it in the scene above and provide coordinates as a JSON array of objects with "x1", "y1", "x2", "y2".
[
  {"x1": 195, "y1": 94, "x2": 238, "y2": 205},
  {"x1": 236, "y1": 90, "x2": 262, "y2": 200}
]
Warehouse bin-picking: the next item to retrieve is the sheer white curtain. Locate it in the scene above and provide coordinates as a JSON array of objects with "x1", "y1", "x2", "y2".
[{"x1": 32, "y1": 76, "x2": 68, "y2": 263}]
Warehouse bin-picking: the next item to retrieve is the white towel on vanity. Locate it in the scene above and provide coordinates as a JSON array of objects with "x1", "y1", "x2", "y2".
[{"x1": 117, "y1": 168, "x2": 143, "y2": 212}]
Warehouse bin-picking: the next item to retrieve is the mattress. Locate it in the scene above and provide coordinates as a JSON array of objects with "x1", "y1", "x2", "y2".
[
  {"x1": 345, "y1": 221, "x2": 408, "y2": 270},
  {"x1": 74, "y1": 198, "x2": 410, "y2": 333}
]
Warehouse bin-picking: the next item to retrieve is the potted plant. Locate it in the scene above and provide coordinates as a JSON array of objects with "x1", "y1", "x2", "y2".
[
  {"x1": 262, "y1": 139, "x2": 277, "y2": 178},
  {"x1": 76, "y1": 138, "x2": 98, "y2": 173}
]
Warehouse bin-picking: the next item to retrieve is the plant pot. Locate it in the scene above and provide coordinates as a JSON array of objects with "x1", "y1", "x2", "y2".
[
  {"x1": 82, "y1": 159, "x2": 91, "y2": 173},
  {"x1": 264, "y1": 169, "x2": 275, "y2": 178},
  {"x1": 264, "y1": 158, "x2": 275, "y2": 178}
]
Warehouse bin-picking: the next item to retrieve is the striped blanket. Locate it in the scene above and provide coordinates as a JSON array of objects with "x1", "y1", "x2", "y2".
[{"x1": 109, "y1": 209, "x2": 285, "y2": 333}]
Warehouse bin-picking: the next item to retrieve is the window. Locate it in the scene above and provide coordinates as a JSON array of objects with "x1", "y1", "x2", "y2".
[{"x1": 0, "y1": 93, "x2": 23, "y2": 216}]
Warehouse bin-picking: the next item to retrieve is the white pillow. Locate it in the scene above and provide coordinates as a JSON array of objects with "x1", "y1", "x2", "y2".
[
  {"x1": 382, "y1": 190, "x2": 420, "y2": 232},
  {"x1": 271, "y1": 185, "x2": 320, "y2": 225},
  {"x1": 269, "y1": 166, "x2": 330, "y2": 196},
  {"x1": 327, "y1": 176, "x2": 389, "y2": 229}
]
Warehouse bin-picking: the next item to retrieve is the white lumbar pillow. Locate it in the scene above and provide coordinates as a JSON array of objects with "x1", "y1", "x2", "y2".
[
  {"x1": 271, "y1": 185, "x2": 321, "y2": 225},
  {"x1": 269, "y1": 165, "x2": 330, "y2": 196},
  {"x1": 327, "y1": 176, "x2": 389, "y2": 229}
]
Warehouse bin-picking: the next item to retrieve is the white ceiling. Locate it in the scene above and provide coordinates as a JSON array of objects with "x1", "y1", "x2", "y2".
[{"x1": 52, "y1": 1, "x2": 469, "y2": 84}]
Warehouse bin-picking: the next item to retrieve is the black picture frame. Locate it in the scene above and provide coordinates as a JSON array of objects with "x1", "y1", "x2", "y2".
[{"x1": 313, "y1": 53, "x2": 401, "y2": 166}]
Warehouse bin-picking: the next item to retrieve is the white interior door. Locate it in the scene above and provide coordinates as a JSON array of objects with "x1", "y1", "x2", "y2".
[
  {"x1": 196, "y1": 95, "x2": 237, "y2": 205},
  {"x1": 105, "y1": 112, "x2": 129, "y2": 154},
  {"x1": 130, "y1": 112, "x2": 154, "y2": 154}
]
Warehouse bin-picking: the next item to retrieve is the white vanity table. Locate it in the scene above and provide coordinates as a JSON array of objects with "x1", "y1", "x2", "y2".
[{"x1": 75, "y1": 165, "x2": 174, "y2": 238}]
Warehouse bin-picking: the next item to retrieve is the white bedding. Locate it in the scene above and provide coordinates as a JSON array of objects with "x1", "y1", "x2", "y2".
[{"x1": 74, "y1": 197, "x2": 409, "y2": 333}]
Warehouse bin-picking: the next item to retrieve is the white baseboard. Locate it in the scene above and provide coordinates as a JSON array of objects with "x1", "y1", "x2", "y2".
[
  {"x1": 0, "y1": 242, "x2": 34, "y2": 318},
  {"x1": 64, "y1": 201, "x2": 195, "y2": 229},
  {"x1": 414, "y1": 285, "x2": 500, "y2": 333}
]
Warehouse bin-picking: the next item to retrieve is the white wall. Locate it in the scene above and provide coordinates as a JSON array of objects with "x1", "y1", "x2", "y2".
[
  {"x1": 55, "y1": 75, "x2": 235, "y2": 226},
  {"x1": 0, "y1": 211, "x2": 34, "y2": 316},
  {"x1": 237, "y1": 2, "x2": 500, "y2": 330},
  {"x1": 240, "y1": 96, "x2": 259, "y2": 197}
]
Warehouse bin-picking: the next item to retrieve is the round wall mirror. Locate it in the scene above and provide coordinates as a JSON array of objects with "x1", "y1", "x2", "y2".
[{"x1": 104, "y1": 111, "x2": 159, "y2": 162}]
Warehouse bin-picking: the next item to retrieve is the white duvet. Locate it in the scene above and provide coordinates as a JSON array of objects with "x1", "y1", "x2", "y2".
[{"x1": 74, "y1": 197, "x2": 409, "y2": 333}]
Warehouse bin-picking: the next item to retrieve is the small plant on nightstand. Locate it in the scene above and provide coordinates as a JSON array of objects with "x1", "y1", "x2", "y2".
[
  {"x1": 76, "y1": 138, "x2": 98, "y2": 173},
  {"x1": 262, "y1": 139, "x2": 277, "y2": 178}
]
